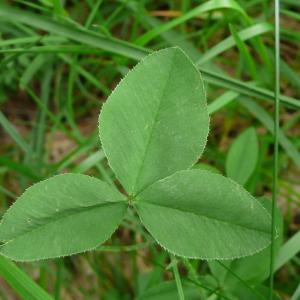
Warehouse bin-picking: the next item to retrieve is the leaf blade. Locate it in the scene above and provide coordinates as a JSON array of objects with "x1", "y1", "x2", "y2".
[
  {"x1": 136, "y1": 170, "x2": 271, "y2": 259},
  {"x1": 99, "y1": 47, "x2": 209, "y2": 195},
  {"x1": 0, "y1": 174, "x2": 127, "y2": 261},
  {"x1": 209, "y1": 198, "x2": 283, "y2": 287},
  {"x1": 226, "y1": 127, "x2": 258, "y2": 185}
]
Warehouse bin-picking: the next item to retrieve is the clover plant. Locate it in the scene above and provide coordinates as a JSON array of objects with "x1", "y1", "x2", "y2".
[{"x1": 0, "y1": 47, "x2": 271, "y2": 262}]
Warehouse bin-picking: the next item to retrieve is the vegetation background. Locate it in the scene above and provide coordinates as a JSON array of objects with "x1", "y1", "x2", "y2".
[{"x1": 0, "y1": 0, "x2": 299, "y2": 299}]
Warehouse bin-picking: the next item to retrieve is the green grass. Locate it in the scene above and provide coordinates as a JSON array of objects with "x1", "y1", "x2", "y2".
[
  {"x1": 0, "y1": 0, "x2": 299, "y2": 299},
  {"x1": 269, "y1": 0, "x2": 281, "y2": 298}
]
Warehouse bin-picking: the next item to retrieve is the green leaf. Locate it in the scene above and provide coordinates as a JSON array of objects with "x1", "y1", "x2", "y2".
[
  {"x1": 0, "y1": 256, "x2": 54, "y2": 300},
  {"x1": 226, "y1": 127, "x2": 258, "y2": 186},
  {"x1": 135, "y1": 170, "x2": 271, "y2": 260},
  {"x1": 0, "y1": 174, "x2": 127, "y2": 261},
  {"x1": 99, "y1": 47, "x2": 209, "y2": 195},
  {"x1": 209, "y1": 198, "x2": 283, "y2": 287}
]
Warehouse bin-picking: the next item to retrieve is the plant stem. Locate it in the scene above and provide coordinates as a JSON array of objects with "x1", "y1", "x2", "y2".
[
  {"x1": 269, "y1": 0, "x2": 280, "y2": 299},
  {"x1": 171, "y1": 255, "x2": 185, "y2": 300},
  {"x1": 54, "y1": 259, "x2": 63, "y2": 300}
]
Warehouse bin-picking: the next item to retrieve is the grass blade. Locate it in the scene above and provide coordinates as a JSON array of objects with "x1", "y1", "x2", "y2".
[
  {"x1": 197, "y1": 22, "x2": 272, "y2": 65},
  {"x1": 229, "y1": 24, "x2": 257, "y2": 79},
  {"x1": 275, "y1": 231, "x2": 300, "y2": 272},
  {"x1": 72, "y1": 151, "x2": 105, "y2": 173},
  {"x1": 20, "y1": 54, "x2": 47, "y2": 88},
  {"x1": 269, "y1": 1, "x2": 280, "y2": 297},
  {"x1": 0, "y1": 3, "x2": 299, "y2": 109},
  {"x1": 0, "y1": 256, "x2": 54, "y2": 300},
  {"x1": 0, "y1": 111, "x2": 30, "y2": 153},
  {"x1": 201, "y1": 68, "x2": 300, "y2": 109},
  {"x1": 207, "y1": 91, "x2": 238, "y2": 114},
  {"x1": 171, "y1": 256, "x2": 185, "y2": 300},
  {"x1": 0, "y1": 36, "x2": 66, "y2": 47},
  {"x1": 0, "y1": 156, "x2": 41, "y2": 180},
  {"x1": 0, "y1": 3, "x2": 149, "y2": 60},
  {"x1": 0, "y1": 45, "x2": 103, "y2": 54},
  {"x1": 134, "y1": 0, "x2": 248, "y2": 46},
  {"x1": 240, "y1": 98, "x2": 300, "y2": 168}
]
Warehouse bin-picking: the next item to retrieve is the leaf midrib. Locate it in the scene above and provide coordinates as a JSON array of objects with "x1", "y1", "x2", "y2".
[
  {"x1": 137, "y1": 201, "x2": 270, "y2": 235},
  {"x1": 2, "y1": 201, "x2": 126, "y2": 242},
  {"x1": 131, "y1": 50, "x2": 177, "y2": 195}
]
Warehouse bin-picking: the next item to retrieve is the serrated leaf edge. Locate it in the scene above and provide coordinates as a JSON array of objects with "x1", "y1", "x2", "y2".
[
  {"x1": 135, "y1": 169, "x2": 272, "y2": 260},
  {"x1": 0, "y1": 174, "x2": 128, "y2": 262},
  {"x1": 98, "y1": 47, "x2": 210, "y2": 196}
]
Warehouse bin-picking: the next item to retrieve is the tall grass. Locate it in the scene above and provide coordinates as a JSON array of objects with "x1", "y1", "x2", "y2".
[{"x1": 269, "y1": 0, "x2": 281, "y2": 299}]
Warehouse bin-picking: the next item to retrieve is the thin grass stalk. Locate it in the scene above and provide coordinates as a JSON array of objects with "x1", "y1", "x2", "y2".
[
  {"x1": 269, "y1": 0, "x2": 280, "y2": 298},
  {"x1": 171, "y1": 255, "x2": 185, "y2": 300}
]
